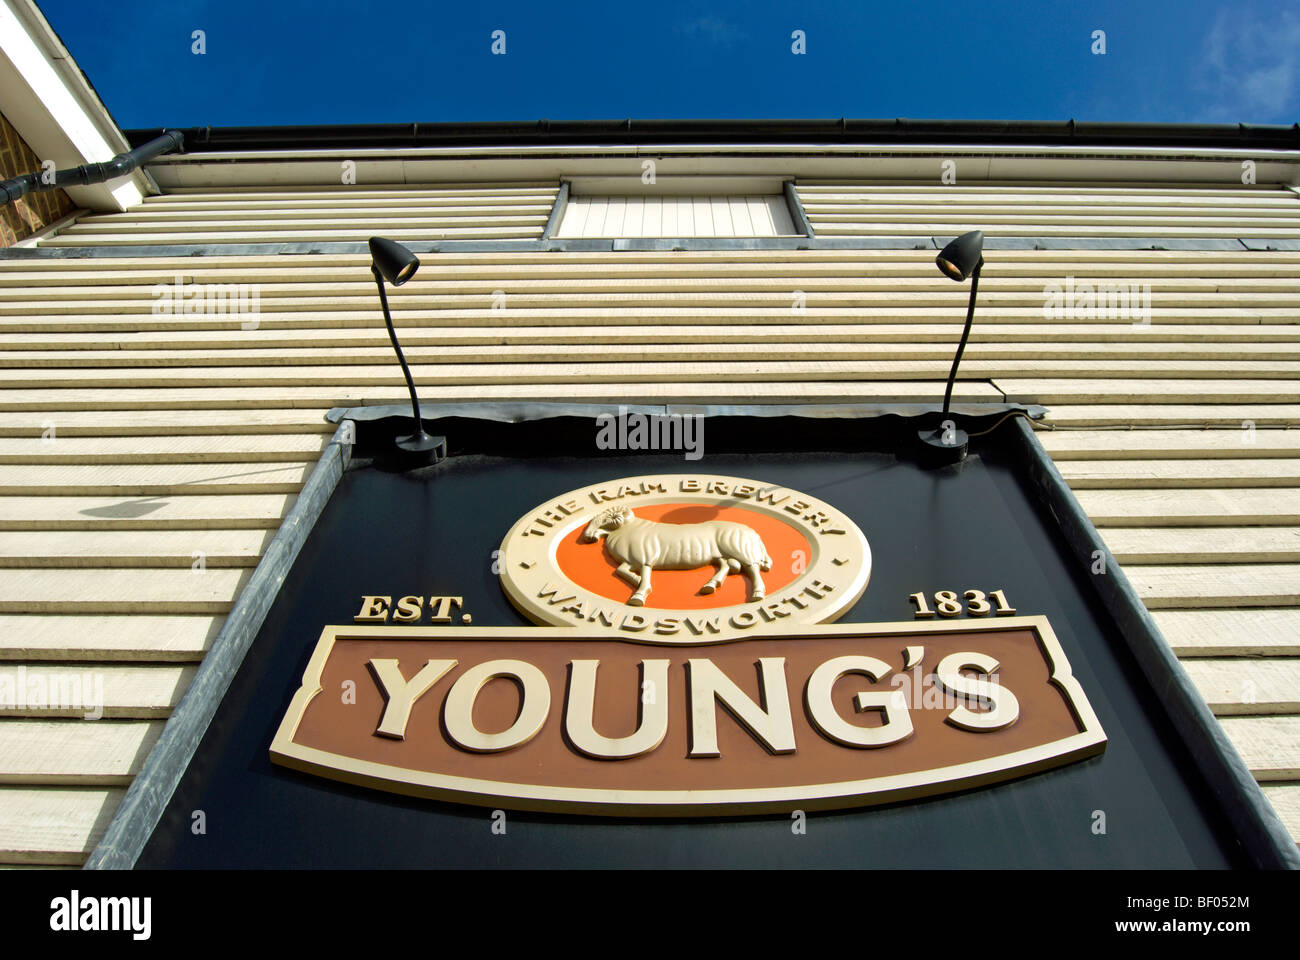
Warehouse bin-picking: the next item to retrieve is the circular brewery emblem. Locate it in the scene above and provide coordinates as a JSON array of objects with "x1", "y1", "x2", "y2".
[{"x1": 499, "y1": 474, "x2": 871, "y2": 641}]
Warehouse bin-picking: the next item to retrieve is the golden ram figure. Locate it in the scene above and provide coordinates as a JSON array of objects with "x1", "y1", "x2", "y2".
[{"x1": 580, "y1": 506, "x2": 772, "y2": 606}]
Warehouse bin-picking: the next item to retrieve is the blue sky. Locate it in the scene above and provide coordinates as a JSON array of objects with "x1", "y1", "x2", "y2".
[{"x1": 36, "y1": 0, "x2": 1300, "y2": 130}]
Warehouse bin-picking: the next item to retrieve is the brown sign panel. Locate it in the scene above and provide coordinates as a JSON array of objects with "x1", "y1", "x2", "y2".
[{"x1": 270, "y1": 617, "x2": 1105, "y2": 815}]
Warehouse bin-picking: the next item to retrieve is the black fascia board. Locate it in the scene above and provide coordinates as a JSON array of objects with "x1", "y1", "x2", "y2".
[{"x1": 122, "y1": 117, "x2": 1300, "y2": 153}]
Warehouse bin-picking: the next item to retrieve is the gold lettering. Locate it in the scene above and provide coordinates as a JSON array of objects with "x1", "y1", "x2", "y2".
[
  {"x1": 443, "y1": 660, "x2": 551, "y2": 753},
  {"x1": 804, "y1": 579, "x2": 835, "y2": 599},
  {"x1": 683, "y1": 615, "x2": 722, "y2": 635},
  {"x1": 429, "y1": 596, "x2": 463, "y2": 622},
  {"x1": 565, "y1": 660, "x2": 669, "y2": 759},
  {"x1": 686, "y1": 658, "x2": 795, "y2": 757},
  {"x1": 805, "y1": 656, "x2": 913, "y2": 748},
  {"x1": 536, "y1": 584, "x2": 577, "y2": 606},
  {"x1": 369, "y1": 658, "x2": 456, "y2": 739},
  {"x1": 935, "y1": 652, "x2": 1020, "y2": 731},
  {"x1": 392, "y1": 596, "x2": 424, "y2": 622},
  {"x1": 355, "y1": 595, "x2": 391, "y2": 622}
]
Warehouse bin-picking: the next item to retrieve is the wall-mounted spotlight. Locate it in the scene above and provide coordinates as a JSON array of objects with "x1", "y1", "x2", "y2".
[
  {"x1": 917, "y1": 230, "x2": 985, "y2": 465},
  {"x1": 369, "y1": 237, "x2": 445, "y2": 461}
]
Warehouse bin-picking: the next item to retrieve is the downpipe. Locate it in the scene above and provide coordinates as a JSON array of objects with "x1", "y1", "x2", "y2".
[{"x1": 1, "y1": 129, "x2": 184, "y2": 206}]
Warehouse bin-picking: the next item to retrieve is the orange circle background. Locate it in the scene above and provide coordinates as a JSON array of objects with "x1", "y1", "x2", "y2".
[{"x1": 554, "y1": 503, "x2": 812, "y2": 609}]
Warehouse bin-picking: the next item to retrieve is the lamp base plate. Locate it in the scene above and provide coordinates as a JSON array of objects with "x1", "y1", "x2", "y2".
[
  {"x1": 396, "y1": 431, "x2": 447, "y2": 463},
  {"x1": 916, "y1": 426, "x2": 969, "y2": 467}
]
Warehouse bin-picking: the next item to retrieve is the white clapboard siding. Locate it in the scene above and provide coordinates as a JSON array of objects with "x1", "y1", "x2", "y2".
[
  {"x1": 0, "y1": 568, "x2": 252, "y2": 614},
  {"x1": 4, "y1": 184, "x2": 1300, "y2": 861},
  {"x1": 797, "y1": 182, "x2": 1300, "y2": 238},
  {"x1": 42, "y1": 184, "x2": 559, "y2": 247},
  {"x1": 558, "y1": 194, "x2": 797, "y2": 237},
  {"x1": 1181, "y1": 660, "x2": 1300, "y2": 715},
  {"x1": 1261, "y1": 784, "x2": 1300, "y2": 842},
  {"x1": 0, "y1": 787, "x2": 123, "y2": 864},
  {"x1": 1042, "y1": 405, "x2": 1300, "y2": 427},
  {"x1": 0, "y1": 530, "x2": 274, "y2": 567},
  {"x1": 0, "y1": 720, "x2": 163, "y2": 784},
  {"x1": 1154, "y1": 609, "x2": 1300, "y2": 657},
  {"x1": 1059, "y1": 459, "x2": 1300, "y2": 488},
  {"x1": 0, "y1": 614, "x2": 221, "y2": 661},
  {"x1": 0, "y1": 663, "x2": 196, "y2": 717},
  {"x1": 1220, "y1": 718, "x2": 1300, "y2": 781},
  {"x1": 1125, "y1": 564, "x2": 1300, "y2": 608},
  {"x1": 1100, "y1": 527, "x2": 1300, "y2": 564}
]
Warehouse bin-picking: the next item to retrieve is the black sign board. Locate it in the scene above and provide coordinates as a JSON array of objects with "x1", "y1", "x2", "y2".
[{"x1": 129, "y1": 410, "x2": 1283, "y2": 868}]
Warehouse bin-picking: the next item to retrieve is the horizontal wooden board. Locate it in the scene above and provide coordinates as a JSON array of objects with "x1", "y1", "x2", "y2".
[
  {"x1": 8, "y1": 290, "x2": 1300, "y2": 318},
  {"x1": 1259, "y1": 784, "x2": 1300, "y2": 842},
  {"x1": 4, "y1": 341, "x2": 1299, "y2": 369},
  {"x1": 0, "y1": 409, "x2": 334, "y2": 437},
  {"x1": 0, "y1": 787, "x2": 122, "y2": 864},
  {"x1": 1039, "y1": 429, "x2": 1300, "y2": 459},
  {"x1": 1219, "y1": 717, "x2": 1300, "y2": 781},
  {"x1": 1157, "y1": 609, "x2": 1300, "y2": 657},
  {"x1": 809, "y1": 224, "x2": 1300, "y2": 238},
  {"x1": 4, "y1": 307, "x2": 1294, "y2": 334},
  {"x1": 999, "y1": 379, "x2": 1300, "y2": 403},
  {"x1": 1126, "y1": 564, "x2": 1300, "y2": 608},
  {"x1": 0, "y1": 662, "x2": 195, "y2": 717},
  {"x1": 1040, "y1": 405, "x2": 1300, "y2": 427},
  {"x1": 800, "y1": 202, "x2": 1300, "y2": 218},
  {"x1": 0, "y1": 462, "x2": 311, "y2": 496},
  {"x1": 64, "y1": 210, "x2": 553, "y2": 230},
  {"x1": 796, "y1": 182, "x2": 1298, "y2": 197},
  {"x1": 0, "y1": 529, "x2": 272, "y2": 567},
  {"x1": 1103, "y1": 527, "x2": 1300, "y2": 564},
  {"x1": 4, "y1": 360, "x2": 1299, "y2": 390},
  {"x1": 40, "y1": 226, "x2": 545, "y2": 245},
  {"x1": 0, "y1": 568, "x2": 250, "y2": 614},
  {"x1": 0, "y1": 494, "x2": 296, "y2": 530},
  {"x1": 1061, "y1": 458, "x2": 1300, "y2": 488},
  {"x1": 1181, "y1": 659, "x2": 1300, "y2": 714},
  {"x1": 6, "y1": 322, "x2": 1300, "y2": 352},
  {"x1": 0, "y1": 614, "x2": 220, "y2": 662},
  {"x1": 0, "y1": 434, "x2": 328, "y2": 464},
  {"x1": 0, "y1": 381, "x2": 1005, "y2": 411},
  {"x1": 1050, "y1": 489, "x2": 1300, "y2": 526},
  {"x1": 0, "y1": 720, "x2": 162, "y2": 784}
]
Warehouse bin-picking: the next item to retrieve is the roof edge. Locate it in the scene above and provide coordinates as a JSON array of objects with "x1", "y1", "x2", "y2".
[
  {"x1": 0, "y1": 0, "x2": 149, "y2": 210},
  {"x1": 124, "y1": 118, "x2": 1300, "y2": 153}
]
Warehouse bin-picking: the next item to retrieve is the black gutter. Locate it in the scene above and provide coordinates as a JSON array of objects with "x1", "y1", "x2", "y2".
[
  {"x1": 0, "y1": 130, "x2": 184, "y2": 207},
  {"x1": 123, "y1": 118, "x2": 1300, "y2": 153}
]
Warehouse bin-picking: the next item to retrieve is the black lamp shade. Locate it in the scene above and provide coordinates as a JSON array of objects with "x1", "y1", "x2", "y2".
[
  {"x1": 369, "y1": 236, "x2": 420, "y2": 286},
  {"x1": 936, "y1": 230, "x2": 984, "y2": 281}
]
